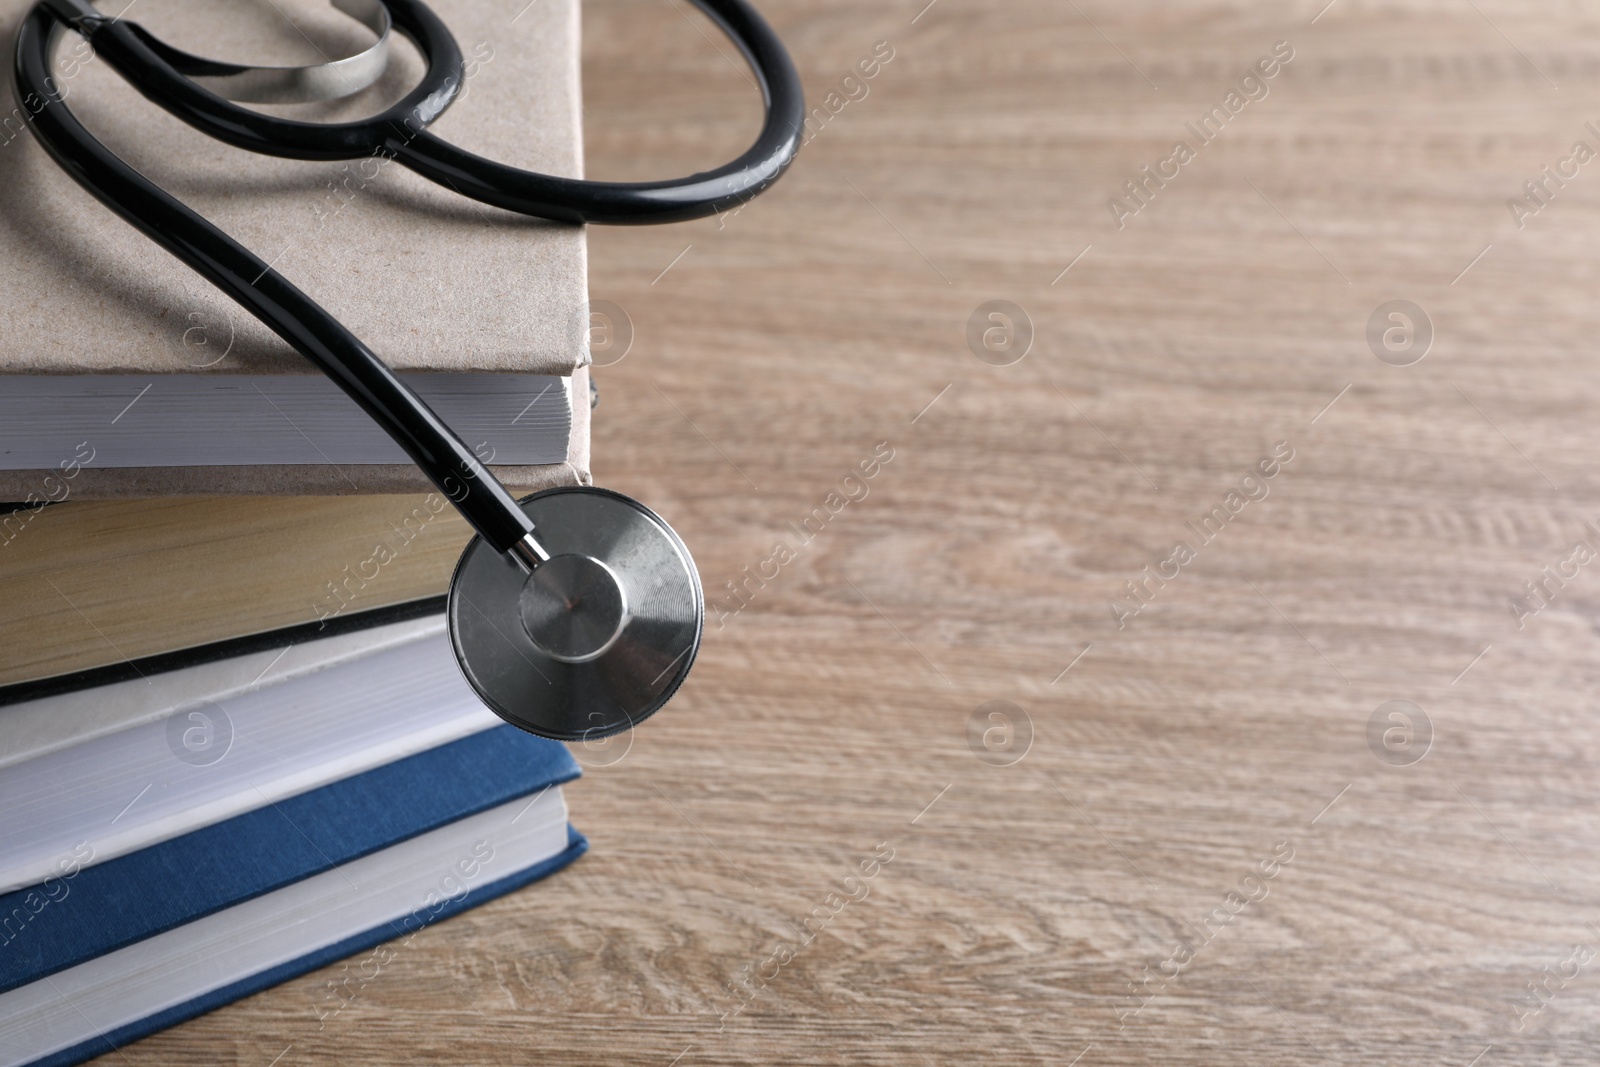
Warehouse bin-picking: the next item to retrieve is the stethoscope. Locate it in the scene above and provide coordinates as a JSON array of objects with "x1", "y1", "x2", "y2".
[{"x1": 12, "y1": 0, "x2": 803, "y2": 740}]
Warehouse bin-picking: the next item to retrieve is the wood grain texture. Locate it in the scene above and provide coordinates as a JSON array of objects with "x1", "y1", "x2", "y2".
[{"x1": 94, "y1": 0, "x2": 1600, "y2": 1063}]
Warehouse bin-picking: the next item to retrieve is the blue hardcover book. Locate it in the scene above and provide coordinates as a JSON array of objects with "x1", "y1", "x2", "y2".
[{"x1": 0, "y1": 725, "x2": 586, "y2": 1067}]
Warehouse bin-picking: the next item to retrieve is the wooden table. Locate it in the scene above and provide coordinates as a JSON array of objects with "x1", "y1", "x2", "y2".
[{"x1": 125, "y1": 0, "x2": 1600, "y2": 1063}]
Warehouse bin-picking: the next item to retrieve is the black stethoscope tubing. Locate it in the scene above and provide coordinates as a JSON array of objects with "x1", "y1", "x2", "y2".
[{"x1": 12, "y1": 0, "x2": 803, "y2": 558}]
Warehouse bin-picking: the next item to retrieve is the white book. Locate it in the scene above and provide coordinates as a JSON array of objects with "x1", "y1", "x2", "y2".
[
  {"x1": 0, "y1": 613, "x2": 447, "y2": 769},
  {"x1": 0, "y1": 625, "x2": 501, "y2": 893}
]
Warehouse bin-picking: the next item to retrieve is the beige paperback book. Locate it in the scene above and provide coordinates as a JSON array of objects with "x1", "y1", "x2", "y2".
[
  {"x1": 0, "y1": 0, "x2": 594, "y2": 686},
  {"x1": 0, "y1": 0, "x2": 592, "y2": 498}
]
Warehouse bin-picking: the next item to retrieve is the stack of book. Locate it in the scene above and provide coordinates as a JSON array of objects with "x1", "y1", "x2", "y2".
[
  {"x1": 0, "y1": 0, "x2": 597, "y2": 1060},
  {"x1": 0, "y1": 612, "x2": 586, "y2": 1066}
]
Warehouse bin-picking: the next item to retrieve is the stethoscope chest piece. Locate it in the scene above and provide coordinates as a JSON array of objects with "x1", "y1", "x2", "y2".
[{"x1": 447, "y1": 487, "x2": 703, "y2": 741}]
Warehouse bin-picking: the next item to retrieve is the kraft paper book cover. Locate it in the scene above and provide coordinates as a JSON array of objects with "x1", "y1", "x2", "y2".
[{"x1": 0, "y1": 0, "x2": 592, "y2": 497}]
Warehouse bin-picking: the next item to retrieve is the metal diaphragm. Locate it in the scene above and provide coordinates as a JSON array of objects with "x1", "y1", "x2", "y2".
[{"x1": 447, "y1": 487, "x2": 703, "y2": 741}]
